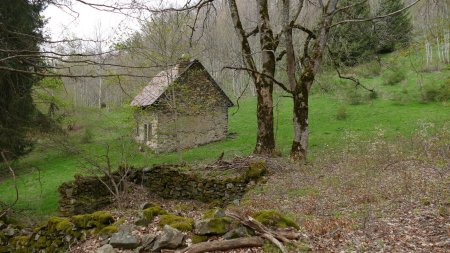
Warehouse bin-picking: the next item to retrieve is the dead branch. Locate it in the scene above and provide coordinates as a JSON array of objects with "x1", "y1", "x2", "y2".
[
  {"x1": 177, "y1": 236, "x2": 264, "y2": 253},
  {"x1": 0, "y1": 151, "x2": 19, "y2": 219},
  {"x1": 226, "y1": 211, "x2": 289, "y2": 253},
  {"x1": 327, "y1": 46, "x2": 375, "y2": 93}
]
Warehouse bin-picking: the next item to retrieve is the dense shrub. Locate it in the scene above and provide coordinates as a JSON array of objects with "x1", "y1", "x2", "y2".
[
  {"x1": 356, "y1": 62, "x2": 382, "y2": 78},
  {"x1": 343, "y1": 88, "x2": 368, "y2": 105},
  {"x1": 390, "y1": 92, "x2": 409, "y2": 105},
  {"x1": 382, "y1": 66, "x2": 406, "y2": 85},
  {"x1": 336, "y1": 106, "x2": 348, "y2": 120},
  {"x1": 422, "y1": 82, "x2": 450, "y2": 102},
  {"x1": 369, "y1": 90, "x2": 378, "y2": 100},
  {"x1": 81, "y1": 128, "x2": 94, "y2": 143}
]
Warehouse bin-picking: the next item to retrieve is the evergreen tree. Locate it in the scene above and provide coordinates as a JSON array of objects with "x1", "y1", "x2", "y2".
[
  {"x1": 0, "y1": 0, "x2": 46, "y2": 159},
  {"x1": 329, "y1": 0, "x2": 377, "y2": 66},
  {"x1": 375, "y1": 0, "x2": 413, "y2": 53}
]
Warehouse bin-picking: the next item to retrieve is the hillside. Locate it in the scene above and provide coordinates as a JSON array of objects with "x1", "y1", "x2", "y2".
[{"x1": 1, "y1": 50, "x2": 448, "y2": 217}]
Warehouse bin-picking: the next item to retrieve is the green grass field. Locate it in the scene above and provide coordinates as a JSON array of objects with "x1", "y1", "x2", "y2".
[{"x1": 1, "y1": 51, "x2": 449, "y2": 218}]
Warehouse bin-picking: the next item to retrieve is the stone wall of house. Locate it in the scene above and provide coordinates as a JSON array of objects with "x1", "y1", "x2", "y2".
[
  {"x1": 133, "y1": 60, "x2": 233, "y2": 153},
  {"x1": 58, "y1": 161, "x2": 266, "y2": 216},
  {"x1": 134, "y1": 110, "x2": 159, "y2": 149},
  {"x1": 154, "y1": 106, "x2": 228, "y2": 152}
]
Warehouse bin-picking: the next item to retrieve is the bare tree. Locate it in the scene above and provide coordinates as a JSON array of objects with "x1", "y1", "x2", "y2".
[{"x1": 223, "y1": 0, "x2": 421, "y2": 162}]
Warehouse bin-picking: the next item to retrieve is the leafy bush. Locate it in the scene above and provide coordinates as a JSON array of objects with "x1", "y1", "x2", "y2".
[
  {"x1": 81, "y1": 128, "x2": 94, "y2": 144},
  {"x1": 369, "y1": 90, "x2": 378, "y2": 100},
  {"x1": 343, "y1": 88, "x2": 368, "y2": 105},
  {"x1": 312, "y1": 75, "x2": 340, "y2": 94},
  {"x1": 356, "y1": 62, "x2": 382, "y2": 78},
  {"x1": 382, "y1": 66, "x2": 406, "y2": 85},
  {"x1": 336, "y1": 106, "x2": 348, "y2": 120},
  {"x1": 422, "y1": 82, "x2": 450, "y2": 102},
  {"x1": 389, "y1": 90, "x2": 412, "y2": 105}
]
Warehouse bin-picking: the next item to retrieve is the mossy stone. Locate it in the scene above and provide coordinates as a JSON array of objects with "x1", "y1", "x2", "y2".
[
  {"x1": 246, "y1": 161, "x2": 267, "y2": 180},
  {"x1": 55, "y1": 220, "x2": 74, "y2": 233},
  {"x1": 91, "y1": 211, "x2": 114, "y2": 225},
  {"x1": 36, "y1": 236, "x2": 48, "y2": 248},
  {"x1": 0, "y1": 231, "x2": 6, "y2": 244},
  {"x1": 52, "y1": 238, "x2": 63, "y2": 246},
  {"x1": 143, "y1": 206, "x2": 168, "y2": 221},
  {"x1": 141, "y1": 202, "x2": 158, "y2": 210},
  {"x1": 97, "y1": 225, "x2": 119, "y2": 235},
  {"x1": 10, "y1": 235, "x2": 29, "y2": 246},
  {"x1": 203, "y1": 208, "x2": 225, "y2": 219},
  {"x1": 159, "y1": 214, "x2": 194, "y2": 231},
  {"x1": 191, "y1": 235, "x2": 208, "y2": 244},
  {"x1": 207, "y1": 218, "x2": 231, "y2": 234},
  {"x1": 253, "y1": 210, "x2": 299, "y2": 230},
  {"x1": 71, "y1": 214, "x2": 93, "y2": 228},
  {"x1": 194, "y1": 217, "x2": 232, "y2": 235},
  {"x1": 47, "y1": 217, "x2": 70, "y2": 233}
]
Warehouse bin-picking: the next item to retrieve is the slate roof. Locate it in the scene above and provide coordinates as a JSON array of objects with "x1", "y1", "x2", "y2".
[{"x1": 131, "y1": 59, "x2": 233, "y2": 107}]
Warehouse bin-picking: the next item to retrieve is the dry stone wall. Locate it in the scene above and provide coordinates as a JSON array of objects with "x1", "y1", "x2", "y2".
[
  {"x1": 58, "y1": 161, "x2": 266, "y2": 216},
  {"x1": 59, "y1": 175, "x2": 113, "y2": 216}
]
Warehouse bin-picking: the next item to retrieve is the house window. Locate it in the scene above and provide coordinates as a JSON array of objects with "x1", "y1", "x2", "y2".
[{"x1": 144, "y1": 123, "x2": 152, "y2": 141}]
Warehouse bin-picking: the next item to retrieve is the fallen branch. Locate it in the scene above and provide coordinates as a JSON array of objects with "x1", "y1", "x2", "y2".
[
  {"x1": 177, "y1": 237, "x2": 264, "y2": 253},
  {"x1": 226, "y1": 211, "x2": 289, "y2": 253},
  {"x1": 275, "y1": 229, "x2": 301, "y2": 240}
]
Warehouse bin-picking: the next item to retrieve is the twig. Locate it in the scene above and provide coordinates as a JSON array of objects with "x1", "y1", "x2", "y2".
[{"x1": 0, "y1": 151, "x2": 19, "y2": 219}]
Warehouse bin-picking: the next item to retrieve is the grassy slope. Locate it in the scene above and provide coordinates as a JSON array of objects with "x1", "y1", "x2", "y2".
[{"x1": 0, "y1": 52, "x2": 449, "y2": 217}]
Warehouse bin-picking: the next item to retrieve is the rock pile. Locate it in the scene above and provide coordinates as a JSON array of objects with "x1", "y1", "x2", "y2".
[{"x1": 1, "y1": 205, "x2": 301, "y2": 253}]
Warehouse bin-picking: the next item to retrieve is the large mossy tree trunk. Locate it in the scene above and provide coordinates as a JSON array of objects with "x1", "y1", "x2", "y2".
[
  {"x1": 281, "y1": 0, "x2": 338, "y2": 162},
  {"x1": 254, "y1": 84, "x2": 275, "y2": 154},
  {"x1": 290, "y1": 84, "x2": 309, "y2": 161},
  {"x1": 228, "y1": 0, "x2": 277, "y2": 156}
]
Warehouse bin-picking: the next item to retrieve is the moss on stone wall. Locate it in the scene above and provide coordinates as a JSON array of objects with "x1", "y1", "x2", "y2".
[
  {"x1": 59, "y1": 160, "x2": 267, "y2": 216},
  {"x1": 0, "y1": 211, "x2": 116, "y2": 252}
]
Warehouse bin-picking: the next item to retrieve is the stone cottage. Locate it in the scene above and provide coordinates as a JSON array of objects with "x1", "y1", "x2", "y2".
[{"x1": 131, "y1": 59, "x2": 234, "y2": 152}]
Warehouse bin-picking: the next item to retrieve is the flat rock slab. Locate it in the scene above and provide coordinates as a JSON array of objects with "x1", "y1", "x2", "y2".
[
  {"x1": 96, "y1": 244, "x2": 116, "y2": 253},
  {"x1": 110, "y1": 232, "x2": 141, "y2": 249},
  {"x1": 152, "y1": 225, "x2": 185, "y2": 251}
]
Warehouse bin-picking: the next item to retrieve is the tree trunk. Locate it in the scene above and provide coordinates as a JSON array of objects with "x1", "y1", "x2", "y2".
[
  {"x1": 253, "y1": 0, "x2": 276, "y2": 155},
  {"x1": 290, "y1": 86, "x2": 309, "y2": 161},
  {"x1": 228, "y1": 0, "x2": 276, "y2": 156},
  {"x1": 289, "y1": 2, "x2": 337, "y2": 161},
  {"x1": 254, "y1": 83, "x2": 275, "y2": 155}
]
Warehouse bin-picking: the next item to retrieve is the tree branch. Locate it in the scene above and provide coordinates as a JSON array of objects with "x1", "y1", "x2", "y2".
[
  {"x1": 292, "y1": 24, "x2": 316, "y2": 39},
  {"x1": 330, "y1": 0, "x2": 421, "y2": 28},
  {"x1": 223, "y1": 66, "x2": 291, "y2": 94},
  {"x1": 245, "y1": 26, "x2": 259, "y2": 38}
]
